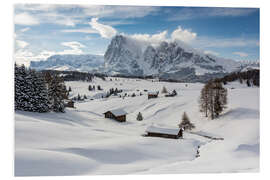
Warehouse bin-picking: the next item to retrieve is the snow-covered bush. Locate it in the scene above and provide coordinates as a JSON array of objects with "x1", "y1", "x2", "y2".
[{"x1": 136, "y1": 112, "x2": 143, "y2": 121}]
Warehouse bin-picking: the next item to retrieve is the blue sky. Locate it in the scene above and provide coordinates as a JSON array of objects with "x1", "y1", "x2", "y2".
[{"x1": 14, "y1": 4, "x2": 259, "y2": 66}]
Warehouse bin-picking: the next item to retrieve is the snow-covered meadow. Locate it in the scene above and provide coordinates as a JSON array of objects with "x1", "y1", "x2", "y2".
[{"x1": 15, "y1": 77, "x2": 259, "y2": 176}]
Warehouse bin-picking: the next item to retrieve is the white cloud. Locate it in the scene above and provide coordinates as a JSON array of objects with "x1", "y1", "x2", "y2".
[
  {"x1": 89, "y1": 18, "x2": 117, "y2": 39},
  {"x1": 194, "y1": 37, "x2": 258, "y2": 48},
  {"x1": 62, "y1": 28, "x2": 98, "y2": 34},
  {"x1": 16, "y1": 40, "x2": 29, "y2": 48},
  {"x1": 43, "y1": 12, "x2": 77, "y2": 27},
  {"x1": 14, "y1": 5, "x2": 158, "y2": 28},
  {"x1": 14, "y1": 41, "x2": 87, "y2": 66},
  {"x1": 204, "y1": 50, "x2": 219, "y2": 56},
  {"x1": 60, "y1": 41, "x2": 86, "y2": 54},
  {"x1": 14, "y1": 49, "x2": 34, "y2": 66},
  {"x1": 82, "y1": 5, "x2": 159, "y2": 19},
  {"x1": 61, "y1": 41, "x2": 85, "y2": 49},
  {"x1": 14, "y1": 12, "x2": 39, "y2": 25},
  {"x1": 129, "y1": 31, "x2": 168, "y2": 46},
  {"x1": 15, "y1": 5, "x2": 79, "y2": 27},
  {"x1": 233, "y1": 52, "x2": 249, "y2": 57},
  {"x1": 171, "y1": 26, "x2": 197, "y2": 43},
  {"x1": 126, "y1": 27, "x2": 198, "y2": 47},
  {"x1": 169, "y1": 8, "x2": 258, "y2": 21},
  {"x1": 14, "y1": 4, "x2": 58, "y2": 12},
  {"x1": 20, "y1": 27, "x2": 30, "y2": 32}
]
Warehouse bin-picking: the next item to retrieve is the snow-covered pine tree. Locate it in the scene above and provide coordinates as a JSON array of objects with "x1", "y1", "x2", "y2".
[
  {"x1": 178, "y1": 112, "x2": 195, "y2": 131},
  {"x1": 15, "y1": 63, "x2": 28, "y2": 111},
  {"x1": 77, "y1": 94, "x2": 81, "y2": 101},
  {"x1": 15, "y1": 64, "x2": 50, "y2": 112},
  {"x1": 247, "y1": 79, "x2": 251, "y2": 87},
  {"x1": 27, "y1": 69, "x2": 50, "y2": 112},
  {"x1": 47, "y1": 73, "x2": 66, "y2": 112},
  {"x1": 136, "y1": 112, "x2": 143, "y2": 121},
  {"x1": 88, "y1": 85, "x2": 92, "y2": 91}
]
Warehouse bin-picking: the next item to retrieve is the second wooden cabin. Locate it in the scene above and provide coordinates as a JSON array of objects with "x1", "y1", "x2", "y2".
[
  {"x1": 104, "y1": 108, "x2": 127, "y2": 122},
  {"x1": 145, "y1": 125, "x2": 183, "y2": 139},
  {"x1": 64, "y1": 100, "x2": 75, "y2": 108},
  {"x1": 148, "y1": 91, "x2": 159, "y2": 99}
]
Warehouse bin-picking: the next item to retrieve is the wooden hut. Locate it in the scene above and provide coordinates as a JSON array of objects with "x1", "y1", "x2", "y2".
[
  {"x1": 104, "y1": 108, "x2": 127, "y2": 122},
  {"x1": 145, "y1": 125, "x2": 183, "y2": 139},
  {"x1": 148, "y1": 91, "x2": 159, "y2": 99},
  {"x1": 64, "y1": 100, "x2": 75, "y2": 108}
]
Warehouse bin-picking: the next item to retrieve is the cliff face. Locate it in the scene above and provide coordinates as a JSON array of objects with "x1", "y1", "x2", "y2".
[{"x1": 104, "y1": 35, "x2": 240, "y2": 79}]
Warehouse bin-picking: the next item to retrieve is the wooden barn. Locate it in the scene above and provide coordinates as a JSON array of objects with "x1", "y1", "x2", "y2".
[
  {"x1": 104, "y1": 109, "x2": 127, "y2": 122},
  {"x1": 145, "y1": 125, "x2": 183, "y2": 139},
  {"x1": 148, "y1": 91, "x2": 159, "y2": 99},
  {"x1": 64, "y1": 100, "x2": 75, "y2": 108}
]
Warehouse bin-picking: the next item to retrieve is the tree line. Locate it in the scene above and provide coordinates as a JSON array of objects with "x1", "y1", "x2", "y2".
[
  {"x1": 214, "y1": 69, "x2": 259, "y2": 87},
  {"x1": 40, "y1": 69, "x2": 106, "y2": 82},
  {"x1": 15, "y1": 64, "x2": 68, "y2": 113},
  {"x1": 199, "y1": 81, "x2": 227, "y2": 120}
]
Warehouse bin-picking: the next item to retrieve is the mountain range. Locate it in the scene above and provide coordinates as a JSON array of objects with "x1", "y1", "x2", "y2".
[
  {"x1": 30, "y1": 54, "x2": 104, "y2": 72},
  {"x1": 29, "y1": 35, "x2": 259, "y2": 82}
]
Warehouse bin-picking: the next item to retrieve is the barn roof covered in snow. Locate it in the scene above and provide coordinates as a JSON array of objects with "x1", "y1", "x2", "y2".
[
  {"x1": 146, "y1": 125, "x2": 181, "y2": 135},
  {"x1": 104, "y1": 108, "x2": 128, "y2": 116},
  {"x1": 148, "y1": 91, "x2": 159, "y2": 95}
]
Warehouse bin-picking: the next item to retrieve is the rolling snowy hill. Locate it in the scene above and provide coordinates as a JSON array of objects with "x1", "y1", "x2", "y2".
[{"x1": 15, "y1": 77, "x2": 259, "y2": 175}]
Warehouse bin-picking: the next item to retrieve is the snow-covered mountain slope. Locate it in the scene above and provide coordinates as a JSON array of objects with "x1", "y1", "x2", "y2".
[
  {"x1": 238, "y1": 61, "x2": 260, "y2": 72},
  {"x1": 15, "y1": 78, "x2": 259, "y2": 175},
  {"x1": 30, "y1": 54, "x2": 104, "y2": 72},
  {"x1": 104, "y1": 35, "x2": 241, "y2": 78}
]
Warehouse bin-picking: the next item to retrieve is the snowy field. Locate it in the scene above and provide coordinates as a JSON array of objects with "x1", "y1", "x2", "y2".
[{"x1": 15, "y1": 77, "x2": 260, "y2": 176}]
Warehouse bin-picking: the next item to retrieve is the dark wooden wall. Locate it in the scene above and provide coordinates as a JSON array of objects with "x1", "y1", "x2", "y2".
[
  {"x1": 147, "y1": 132, "x2": 179, "y2": 139},
  {"x1": 104, "y1": 112, "x2": 126, "y2": 122}
]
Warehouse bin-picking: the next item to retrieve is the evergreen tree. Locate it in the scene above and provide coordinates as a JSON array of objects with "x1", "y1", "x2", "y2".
[
  {"x1": 77, "y1": 94, "x2": 81, "y2": 101},
  {"x1": 213, "y1": 83, "x2": 227, "y2": 117},
  {"x1": 239, "y1": 78, "x2": 243, "y2": 84},
  {"x1": 89, "y1": 85, "x2": 92, "y2": 91},
  {"x1": 15, "y1": 63, "x2": 27, "y2": 111},
  {"x1": 27, "y1": 69, "x2": 50, "y2": 112},
  {"x1": 136, "y1": 112, "x2": 143, "y2": 121},
  {"x1": 161, "y1": 86, "x2": 168, "y2": 93},
  {"x1": 247, "y1": 79, "x2": 251, "y2": 87},
  {"x1": 46, "y1": 73, "x2": 66, "y2": 112},
  {"x1": 15, "y1": 64, "x2": 50, "y2": 112},
  {"x1": 199, "y1": 82, "x2": 227, "y2": 119},
  {"x1": 178, "y1": 112, "x2": 195, "y2": 130},
  {"x1": 199, "y1": 84, "x2": 210, "y2": 117}
]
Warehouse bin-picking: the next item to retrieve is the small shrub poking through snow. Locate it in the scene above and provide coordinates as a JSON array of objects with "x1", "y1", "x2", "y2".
[{"x1": 136, "y1": 112, "x2": 143, "y2": 121}]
